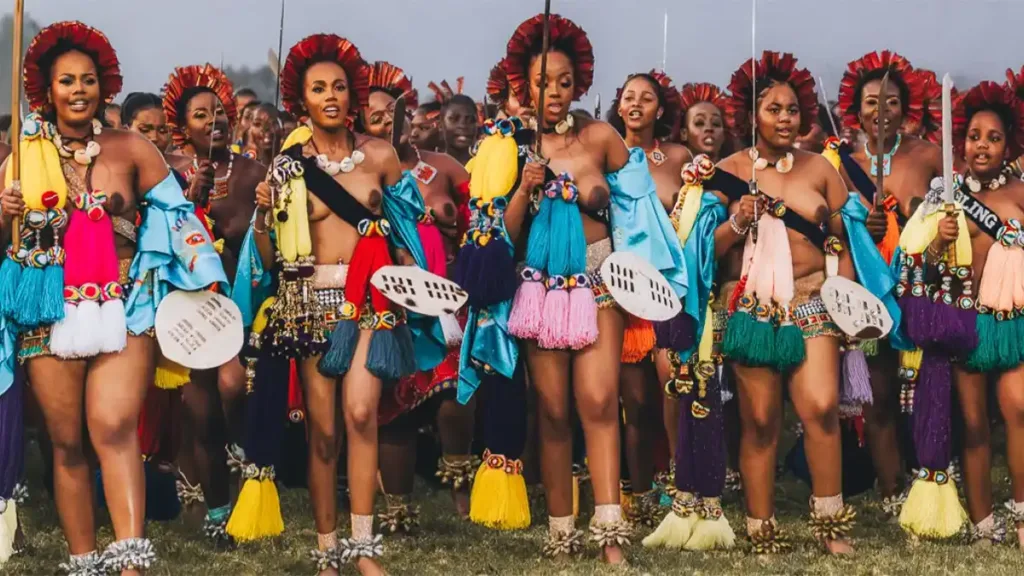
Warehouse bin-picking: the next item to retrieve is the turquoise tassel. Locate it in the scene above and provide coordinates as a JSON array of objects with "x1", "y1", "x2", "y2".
[
  {"x1": 40, "y1": 263, "x2": 66, "y2": 324},
  {"x1": 995, "y1": 317, "x2": 1020, "y2": 371},
  {"x1": 773, "y1": 324, "x2": 805, "y2": 372},
  {"x1": 722, "y1": 310, "x2": 754, "y2": 360},
  {"x1": 965, "y1": 314, "x2": 998, "y2": 373},
  {"x1": 13, "y1": 266, "x2": 44, "y2": 327},
  {"x1": 366, "y1": 327, "x2": 414, "y2": 381},
  {"x1": 745, "y1": 319, "x2": 777, "y2": 367},
  {"x1": 318, "y1": 319, "x2": 358, "y2": 377},
  {"x1": 0, "y1": 257, "x2": 22, "y2": 318}
]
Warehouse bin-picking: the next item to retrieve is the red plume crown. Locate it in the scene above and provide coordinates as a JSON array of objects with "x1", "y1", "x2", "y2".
[
  {"x1": 367, "y1": 61, "x2": 418, "y2": 110},
  {"x1": 162, "y1": 64, "x2": 238, "y2": 148},
  {"x1": 1006, "y1": 65, "x2": 1024, "y2": 100},
  {"x1": 679, "y1": 82, "x2": 730, "y2": 123},
  {"x1": 427, "y1": 78, "x2": 465, "y2": 105},
  {"x1": 952, "y1": 81, "x2": 1024, "y2": 161},
  {"x1": 487, "y1": 62, "x2": 510, "y2": 105},
  {"x1": 837, "y1": 51, "x2": 930, "y2": 132},
  {"x1": 726, "y1": 51, "x2": 817, "y2": 140},
  {"x1": 279, "y1": 34, "x2": 370, "y2": 121},
  {"x1": 503, "y1": 13, "x2": 594, "y2": 106},
  {"x1": 24, "y1": 21, "x2": 122, "y2": 112},
  {"x1": 912, "y1": 69, "x2": 947, "y2": 143}
]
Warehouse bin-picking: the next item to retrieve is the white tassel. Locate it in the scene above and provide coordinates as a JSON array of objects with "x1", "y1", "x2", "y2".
[
  {"x1": 51, "y1": 300, "x2": 104, "y2": 359},
  {"x1": 0, "y1": 500, "x2": 16, "y2": 565},
  {"x1": 46, "y1": 303, "x2": 77, "y2": 356},
  {"x1": 440, "y1": 313, "x2": 464, "y2": 347},
  {"x1": 98, "y1": 299, "x2": 127, "y2": 354}
]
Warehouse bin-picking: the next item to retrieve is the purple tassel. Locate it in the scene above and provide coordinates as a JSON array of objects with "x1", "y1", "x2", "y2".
[
  {"x1": 0, "y1": 368, "x2": 25, "y2": 499},
  {"x1": 690, "y1": 373, "x2": 726, "y2": 497},
  {"x1": 674, "y1": 378, "x2": 695, "y2": 493},
  {"x1": 456, "y1": 241, "x2": 519, "y2": 309},
  {"x1": 913, "y1": 353, "x2": 953, "y2": 471},
  {"x1": 928, "y1": 305, "x2": 978, "y2": 353},
  {"x1": 901, "y1": 295, "x2": 935, "y2": 346},
  {"x1": 654, "y1": 313, "x2": 697, "y2": 352},
  {"x1": 841, "y1": 349, "x2": 873, "y2": 406}
]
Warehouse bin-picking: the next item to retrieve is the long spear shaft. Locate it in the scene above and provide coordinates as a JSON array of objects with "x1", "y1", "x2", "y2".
[
  {"x1": 9, "y1": 0, "x2": 25, "y2": 252},
  {"x1": 273, "y1": 0, "x2": 285, "y2": 109}
]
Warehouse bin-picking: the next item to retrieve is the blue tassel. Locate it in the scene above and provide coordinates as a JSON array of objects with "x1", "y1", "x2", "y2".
[
  {"x1": 366, "y1": 327, "x2": 414, "y2": 381},
  {"x1": 464, "y1": 240, "x2": 518, "y2": 308},
  {"x1": 392, "y1": 322, "x2": 417, "y2": 378},
  {"x1": 144, "y1": 461, "x2": 182, "y2": 521},
  {"x1": 0, "y1": 257, "x2": 22, "y2": 318},
  {"x1": 318, "y1": 319, "x2": 358, "y2": 377},
  {"x1": 39, "y1": 263, "x2": 66, "y2": 324},
  {"x1": 453, "y1": 244, "x2": 478, "y2": 294},
  {"x1": 13, "y1": 266, "x2": 44, "y2": 328}
]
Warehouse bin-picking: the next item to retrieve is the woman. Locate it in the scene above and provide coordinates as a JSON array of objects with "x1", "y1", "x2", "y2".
[
  {"x1": 951, "y1": 81, "x2": 1024, "y2": 547},
  {"x1": 487, "y1": 62, "x2": 524, "y2": 120},
  {"x1": 429, "y1": 79, "x2": 478, "y2": 166},
  {"x1": 231, "y1": 33, "x2": 425, "y2": 576},
  {"x1": 410, "y1": 101, "x2": 443, "y2": 152},
  {"x1": 161, "y1": 63, "x2": 266, "y2": 541},
  {"x1": 0, "y1": 21, "x2": 225, "y2": 573},
  {"x1": 499, "y1": 13, "x2": 685, "y2": 562},
  {"x1": 243, "y1": 103, "x2": 284, "y2": 164},
  {"x1": 121, "y1": 92, "x2": 171, "y2": 152},
  {"x1": 714, "y1": 51, "x2": 855, "y2": 554},
  {"x1": 358, "y1": 59, "x2": 476, "y2": 527},
  {"x1": 606, "y1": 70, "x2": 689, "y2": 525}
]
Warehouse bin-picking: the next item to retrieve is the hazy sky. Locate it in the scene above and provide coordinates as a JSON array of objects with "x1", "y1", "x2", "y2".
[{"x1": 5, "y1": 0, "x2": 1023, "y2": 106}]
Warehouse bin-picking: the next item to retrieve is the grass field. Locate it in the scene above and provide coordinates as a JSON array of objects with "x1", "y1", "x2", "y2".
[{"x1": 6, "y1": 438, "x2": 1024, "y2": 575}]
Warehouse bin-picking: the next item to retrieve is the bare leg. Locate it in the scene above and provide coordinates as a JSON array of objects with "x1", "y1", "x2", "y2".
[
  {"x1": 572, "y1": 307, "x2": 626, "y2": 563},
  {"x1": 864, "y1": 346, "x2": 903, "y2": 499},
  {"x1": 955, "y1": 368, "x2": 992, "y2": 525},
  {"x1": 788, "y1": 336, "x2": 851, "y2": 554},
  {"x1": 85, "y1": 334, "x2": 157, "y2": 574},
  {"x1": 217, "y1": 357, "x2": 247, "y2": 447},
  {"x1": 436, "y1": 395, "x2": 477, "y2": 517},
  {"x1": 733, "y1": 363, "x2": 783, "y2": 522},
  {"x1": 620, "y1": 361, "x2": 657, "y2": 492},
  {"x1": 377, "y1": 414, "x2": 418, "y2": 533},
  {"x1": 180, "y1": 368, "x2": 231, "y2": 513},
  {"x1": 27, "y1": 357, "x2": 91, "y2": 554},
  {"x1": 340, "y1": 330, "x2": 384, "y2": 576},
  {"x1": 525, "y1": 343, "x2": 572, "y2": 518},
  {"x1": 996, "y1": 365, "x2": 1024, "y2": 547}
]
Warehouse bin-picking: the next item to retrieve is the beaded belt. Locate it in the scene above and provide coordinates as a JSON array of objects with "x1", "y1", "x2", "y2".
[{"x1": 312, "y1": 264, "x2": 348, "y2": 290}]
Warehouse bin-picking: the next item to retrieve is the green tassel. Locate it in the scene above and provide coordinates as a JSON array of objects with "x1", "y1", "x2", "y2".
[
  {"x1": 773, "y1": 323, "x2": 806, "y2": 372},
  {"x1": 746, "y1": 319, "x2": 777, "y2": 367},
  {"x1": 722, "y1": 311, "x2": 755, "y2": 361},
  {"x1": 965, "y1": 313, "x2": 997, "y2": 373},
  {"x1": 1016, "y1": 316, "x2": 1024, "y2": 360},
  {"x1": 995, "y1": 317, "x2": 1020, "y2": 371}
]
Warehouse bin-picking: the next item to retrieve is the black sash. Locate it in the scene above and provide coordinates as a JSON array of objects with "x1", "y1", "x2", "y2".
[
  {"x1": 838, "y1": 143, "x2": 909, "y2": 228},
  {"x1": 954, "y1": 189, "x2": 1002, "y2": 241},
  {"x1": 705, "y1": 169, "x2": 828, "y2": 248},
  {"x1": 283, "y1": 144, "x2": 374, "y2": 228}
]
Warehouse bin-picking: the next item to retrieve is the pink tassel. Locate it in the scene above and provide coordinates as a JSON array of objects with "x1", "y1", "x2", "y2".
[
  {"x1": 766, "y1": 217, "x2": 794, "y2": 306},
  {"x1": 1011, "y1": 249, "x2": 1024, "y2": 307},
  {"x1": 417, "y1": 221, "x2": 448, "y2": 277},
  {"x1": 50, "y1": 196, "x2": 124, "y2": 359},
  {"x1": 538, "y1": 288, "x2": 571, "y2": 349},
  {"x1": 566, "y1": 286, "x2": 598, "y2": 350},
  {"x1": 508, "y1": 281, "x2": 546, "y2": 339},
  {"x1": 978, "y1": 243, "x2": 1010, "y2": 309}
]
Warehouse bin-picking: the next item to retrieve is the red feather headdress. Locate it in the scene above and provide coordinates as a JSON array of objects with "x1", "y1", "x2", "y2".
[
  {"x1": 679, "y1": 82, "x2": 730, "y2": 123},
  {"x1": 1006, "y1": 64, "x2": 1024, "y2": 100},
  {"x1": 726, "y1": 51, "x2": 817, "y2": 140},
  {"x1": 952, "y1": 81, "x2": 1024, "y2": 161},
  {"x1": 503, "y1": 13, "x2": 594, "y2": 106},
  {"x1": 613, "y1": 70, "x2": 681, "y2": 130},
  {"x1": 279, "y1": 34, "x2": 370, "y2": 122},
  {"x1": 162, "y1": 64, "x2": 238, "y2": 148},
  {"x1": 367, "y1": 61, "x2": 418, "y2": 110},
  {"x1": 837, "y1": 51, "x2": 928, "y2": 131},
  {"x1": 23, "y1": 21, "x2": 122, "y2": 112},
  {"x1": 427, "y1": 77, "x2": 464, "y2": 105},
  {"x1": 487, "y1": 63, "x2": 509, "y2": 106},
  {"x1": 912, "y1": 69, "x2": 945, "y2": 143}
]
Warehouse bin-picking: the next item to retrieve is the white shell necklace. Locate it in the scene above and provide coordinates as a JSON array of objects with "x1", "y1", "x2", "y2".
[
  {"x1": 312, "y1": 133, "x2": 365, "y2": 176},
  {"x1": 53, "y1": 118, "x2": 103, "y2": 166}
]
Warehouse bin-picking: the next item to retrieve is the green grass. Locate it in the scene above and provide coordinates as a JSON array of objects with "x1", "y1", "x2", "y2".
[{"x1": 6, "y1": 439, "x2": 1024, "y2": 575}]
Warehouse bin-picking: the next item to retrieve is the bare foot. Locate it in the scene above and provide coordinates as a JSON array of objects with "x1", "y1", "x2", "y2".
[
  {"x1": 452, "y1": 488, "x2": 470, "y2": 519},
  {"x1": 825, "y1": 539, "x2": 855, "y2": 555},
  {"x1": 600, "y1": 545, "x2": 627, "y2": 565},
  {"x1": 1016, "y1": 524, "x2": 1024, "y2": 549},
  {"x1": 356, "y1": 557, "x2": 387, "y2": 576}
]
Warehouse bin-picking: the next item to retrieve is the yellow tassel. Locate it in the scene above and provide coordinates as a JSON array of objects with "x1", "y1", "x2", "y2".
[
  {"x1": 0, "y1": 500, "x2": 16, "y2": 565},
  {"x1": 685, "y1": 515, "x2": 736, "y2": 550},
  {"x1": 257, "y1": 478, "x2": 284, "y2": 537},
  {"x1": 154, "y1": 354, "x2": 191, "y2": 390},
  {"x1": 467, "y1": 131, "x2": 519, "y2": 202},
  {"x1": 899, "y1": 479, "x2": 966, "y2": 539},
  {"x1": 621, "y1": 316, "x2": 655, "y2": 363},
  {"x1": 468, "y1": 460, "x2": 531, "y2": 530},
  {"x1": 572, "y1": 475, "x2": 580, "y2": 519},
  {"x1": 642, "y1": 509, "x2": 699, "y2": 549}
]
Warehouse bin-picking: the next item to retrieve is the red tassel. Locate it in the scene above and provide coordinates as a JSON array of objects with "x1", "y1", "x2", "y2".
[
  {"x1": 194, "y1": 204, "x2": 216, "y2": 239},
  {"x1": 287, "y1": 359, "x2": 305, "y2": 423},
  {"x1": 728, "y1": 275, "x2": 748, "y2": 313},
  {"x1": 343, "y1": 231, "x2": 395, "y2": 315},
  {"x1": 455, "y1": 180, "x2": 471, "y2": 239},
  {"x1": 138, "y1": 387, "x2": 171, "y2": 459}
]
